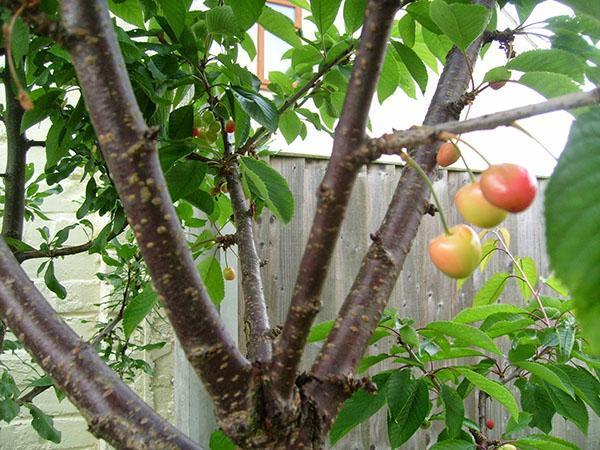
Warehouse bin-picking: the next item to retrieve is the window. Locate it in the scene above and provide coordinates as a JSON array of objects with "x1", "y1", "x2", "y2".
[{"x1": 257, "y1": 0, "x2": 302, "y2": 86}]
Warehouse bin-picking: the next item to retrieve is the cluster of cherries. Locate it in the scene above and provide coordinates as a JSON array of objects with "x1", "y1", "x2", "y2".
[{"x1": 428, "y1": 142, "x2": 538, "y2": 279}]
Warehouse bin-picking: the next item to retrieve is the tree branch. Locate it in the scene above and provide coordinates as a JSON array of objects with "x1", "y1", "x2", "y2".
[
  {"x1": 303, "y1": 0, "x2": 497, "y2": 431},
  {"x1": 0, "y1": 240, "x2": 201, "y2": 449},
  {"x1": 270, "y1": 0, "x2": 401, "y2": 407},
  {"x1": 368, "y1": 87, "x2": 600, "y2": 158},
  {"x1": 57, "y1": 0, "x2": 254, "y2": 432}
]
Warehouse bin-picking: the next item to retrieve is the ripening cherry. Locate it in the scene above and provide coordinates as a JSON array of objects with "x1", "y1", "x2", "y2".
[
  {"x1": 225, "y1": 119, "x2": 236, "y2": 134},
  {"x1": 436, "y1": 142, "x2": 461, "y2": 167},
  {"x1": 455, "y1": 182, "x2": 508, "y2": 229},
  {"x1": 490, "y1": 80, "x2": 507, "y2": 90},
  {"x1": 486, "y1": 418, "x2": 495, "y2": 430},
  {"x1": 480, "y1": 163, "x2": 538, "y2": 213},
  {"x1": 192, "y1": 127, "x2": 205, "y2": 139},
  {"x1": 428, "y1": 224, "x2": 482, "y2": 279},
  {"x1": 223, "y1": 267, "x2": 236, "y2": 281}
]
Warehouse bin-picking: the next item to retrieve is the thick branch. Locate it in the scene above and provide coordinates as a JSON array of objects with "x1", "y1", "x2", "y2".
[
  {"x1": 304, "y1": 0, "x2": 497, "y2": 431},
  {"x1": 58, "y1": 0, "x2": 254, "y2": 429},
  {"x1": 368, "y1": 87, "x2": 600, "y2": 158},
  {"x1": 270, "y1": 0, "x2": 401, "y2": 405},
  {"x1": 1, "y1": 67, "x2": 27, "y2": 240},
  {"x1": 0, "y1": 240, "x2": 200, "y2": 449}
]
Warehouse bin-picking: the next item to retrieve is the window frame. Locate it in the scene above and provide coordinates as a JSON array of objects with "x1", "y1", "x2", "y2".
[{"x1": 257, "y1": 0, "x2": 302, "y2": 87}]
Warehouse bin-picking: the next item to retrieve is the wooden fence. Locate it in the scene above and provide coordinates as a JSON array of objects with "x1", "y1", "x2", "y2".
[{"x1": 241, "y1": 154, "x2": 600, "y2": 449}]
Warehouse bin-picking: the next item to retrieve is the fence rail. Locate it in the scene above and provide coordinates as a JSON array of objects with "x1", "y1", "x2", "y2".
[{"x1": 243, "y1": 154, "x2": 599, "y2": 449}]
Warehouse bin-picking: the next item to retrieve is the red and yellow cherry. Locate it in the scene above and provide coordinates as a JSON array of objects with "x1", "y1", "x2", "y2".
[
  {"x1": 428, "y1": 224, "x2": 482, "y2": 279},
  {"x1": 436, "y1": 142, "x2": 460, "y2": 167},
  {"x1": 480, "y1": 163, "x2": 538, "y2": 213},
  {"x1": 490, "y1": 80, "x2": 507, "y2": 90},
  {"x1": 193, "y1": 127, "x2": 205, "y2": 139},
  {"x1": 455, "y1": 182, "x2": 508, "y2": 228},
  {"x1": 225, "y1": 119, "x2": 236, "y2": 134},
  {"x1": 223, "y1": 267, "x2": 236, "y2": 281},
  {"x1": 486, "y1": 419, "x2": 495, "y2": 430}
]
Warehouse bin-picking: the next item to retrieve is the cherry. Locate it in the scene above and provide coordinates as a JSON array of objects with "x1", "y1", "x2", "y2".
[
  {"x1": 490, "y1": 80, "x2": 507, "y2": 90},
  {"x1": 193, "y1": 127, "x2": 205, "y2": 139},
  {"x1": 486, "y1": 418, "x2": 495, "y2": 430},
  {"x1": 436, "y1": 142, "x2": 460, "y2": 167},
  {"x1": 225, "y1": 119, "x2": 236, "y2": 134},
  {"x1": 455, "y1": 182, "x2": 507, "y2": 229},
  {"x1": 223, "y1": 267, "x2": 236, "y2": 281},
  {"x1": 428, "y1": 224, "x2": 482, "y2": 279},
  {"x1": 480, "y1": 163, "x2": 538, "y2": 213}
]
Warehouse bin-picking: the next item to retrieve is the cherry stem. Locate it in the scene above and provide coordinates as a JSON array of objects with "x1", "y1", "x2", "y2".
[
  {"x1": 454, "y1": 143, "x2": 478, "y2": 183},
  {"x1": 493, "y1": 230, "x2": 551, "y2": 326},
  {"x1": 401, "y1": 151, "x2": 451, "y2": 236},
  {"x1": 510, "y1": 121, "x2": 558, "y2": 162},
  {"x1": 455, "y1": 137, "x2": 493, "y2": 167}
]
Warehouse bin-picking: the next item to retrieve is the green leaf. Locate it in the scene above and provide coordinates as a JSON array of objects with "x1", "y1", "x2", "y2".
[
  {"x1": 108, "y1": 0, "x2": 145, "y2": 28},
  {"x1": 240, "y1": 157, "x2": 294, "y2": 223},
  {"x1": 387, "y1": 370, "x2": 431, "y2": 447},
  {"x1": 545, "y1": 107, "x2": 600, "y2": 352},
  {"x1": 472, "y1": 273, "x2": 510, "y2": 306},
  {"x1": 545, "y1": 383, "x2": 589, "y2": 434},
  {"x1": 515, "y1": 256, "x2": 538, "y2": 300},
  {"x1": 209, "y1": 429, "x2": 236, "y2": 450},
  {"x1": 441, "y1": 385, "x2": 464, "y2": 439},
  {"x1": 198, "y1": 256, "x2": 225, "y2": 306},
  {"x1": 343, "y1": 0, "x2": 367, "y2": 33},
  {"x1": 330, "y1": 373, "x2": 389, "y2": 444},
  {"x1": 279, "y1": 110, "x2": 303, "y2": 144},
  {"x1": 429, "y1": 441, "x2": 474, "y2": 450},
  {"x1": 514, "y1": 434, "x2": 578, "y2": 450},
  {"x1": 44, "y1": 261, "x2": 66, "y2": 299},
  {"x1": 165, "y1": 160, "x2": 208, "y2": 202},
  {"x1": 516, "y1": 379, "x2": 555, "y2": 433},
  {"x1": 397, "y1": 15, "x2": 416, "y2": 47},
  {"x1": 123, "y1": 283, "x2": 157, "y2": 339},
  {"x1": 426, "y1": 321, "x2": 501, "y2": 355},
  {"x1": 519, "y1": 72, "x2": 580, "y2": 99},
  {"x1": 515, "y1": 361, "x2": 573, "y2": 396},
  {"x1": 0, "y1": 398, "x2": 20, "y2": 423},
  {"x1": 27, "y1": 405, "x2": 61, "y2": 444},
  {"x1": 357, "y1": 353, "x2": 390, "y2": 374},
  {"x1": 308, "y1": 320, "x2": 334, "y2": 342},
  {"x1": 11, "y1": 17, "x2": 29, "y2": 66},
  {"x1": 507, "y1": 49, "x2": 586, "y2": 83},
  {"x1": 377, "y1": 47, "x2": 399, "y2": 103},
  {"x1": 407, "y1": 1, "x2": 442, "y2": 35},
  {"x1": 429, "y1": 0, "x2": 490, "y2": 51},
  {"x1": 392, "y1": 41, "x2": 428, "y2": 93},
  {"x1": 556, "y1": 321, "x2": 575, "y2": 362},
  {"x1": 455, "y1": 368, "x2": 519, "y2": 419},
  {"x1": 556, "y1": 0, "x2": 600, "y2": 19},
  {"x1": 156, "y1": 0, "x2": 187, "y2": 37},
  {"x1": 558, "y1": 364, "x2": 600, "y2": 416},
  {"x1": 168, "y1": 105, "x2": 194, "y2": 139},
  {"x1": 311, "y1": 0, "x2": 342, "y2": 36},
  {"x1": 483, "y1": 66, "x2": 511, "y2": 83},
  {"x1": 206, "y1": 6, "x2": 240, "y2": 36},
  {"x1": 453, "y1": 304, "x2": 527, "y2": 324},
  {"x1": 232, "y1": 86, "x2": 279, "y2": 132},
  {"x1": 21, "y1": 90, "x2": 63, "y2": 133},
  {"x1": 224, "y1": 0, "x2": 265, "y2": 30},
  {"x1": 505, "y1": 411, "x2": 532, "y2": 436},
  {"x1": 257, "y1": 6, "x2": 302, "y2": 48}
]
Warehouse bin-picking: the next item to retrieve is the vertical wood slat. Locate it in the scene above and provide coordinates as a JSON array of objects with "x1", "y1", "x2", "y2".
[{"x1": 236, "y1": 154, "x2": 599, "y2": 449}]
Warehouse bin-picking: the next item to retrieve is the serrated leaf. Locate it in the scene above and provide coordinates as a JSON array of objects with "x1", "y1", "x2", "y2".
[
  {"x1": 397, "y1": 15, "x2": 416, "y2": 47},
  {"x1": 343, "y1": 0, "x2": 367, "y2": 33},
  {"x1": 377, "y1": 47, "x2": 399, "y2": 103},
  {"x1": 441, "y1": 385, "x2": 464, "y2": 439},
  {"x1": 198, "y1": 256, "x2": 225, "y2": 306},
  {"x1": 279, "y1": 110, "x2": 303, "y2": 144},
  {"x1": 156, "y1": 0, "x2": 187, "y2": 37},
  {"x1": 426, "y1": 321, "x2": 501, "y2": 355},
  {"x1": 0, "y1": 399, "x2": 20, "y2": 423},
  {"x1": 392, "y1": 41, "x2": 428, "y2": 93},
  {"x1": 258, "y1": 6, "x2": 301, "y2": 48},
  {"x1": 545, "y1": 107, "x2": 600, "y2": 352},
  {"x1": 483, "y1": 66, "x2": 511, "y2": 83},
  {"x1": 165, "y1": 160, "x2": 208, "y2": 202},
  {"x1": 387, "y1": 370, "x2": 431, "y2": 447},
  {"x1": 507, "y1": 49, "x2": 586, "y2": 83},
  {"x1": 123, "y1": 283, "x2": 157, "y2": 339},
  {"x1": 515, "y1": 361, "x2": 573, "y2": 396},
  {"x1": 519, "y1": 72, "x2": 580, "y2": 99},
  {"x1": 455, "y1": 368, "x2": 519, "y2": 419},
  {"x1": 545, "y1": 383, "x2": 588, "y2": 434},
  {"x1": 329, "y1": 374, "x2": 389, "y2": 444},
  {"x1": 473, "y1": 272, "x2": 510, "y2": 306},
  {"x1": 311, "y1": 0, "x2": 342, "y2": 36},
  {"x1": 27, "y1": 405, "x2": 61, "y2": 444},
  {"x1": 357, "y1": 353, "x2": 390, "y2": 374},
  {"x1": 453, "y1": 304, "x2": 527, "y2": 324},
  {"x1": 558, "y1": 364, "x2": 600, "y2": 416},
  {"x1": 514, "y1": 434, "x2": 578, "y2": 450},
  {"x1": 429, "y1": 440, "x2": 474, "y2": 450},
  {"x1": 206, "y1": 6, "x2": 240, "y2": 36},
  {"x1": 240, "y1": 157, "x2": 294, "y2": 223},
  {"x1": 44, "y1": 261, "x2": 66, "y2": 299},
  {"x1": 429, "y1": 0, "x2": 490, "y2": 51},
  {"x1": 232, "y1": 86, "x2": 279, "y2": 132},
  {"x1": 224, "y1": 0, "x2": 264, "y2": 31},
  {"x1": 109, "y1": 0, "x2": 145, "y2": 28}
]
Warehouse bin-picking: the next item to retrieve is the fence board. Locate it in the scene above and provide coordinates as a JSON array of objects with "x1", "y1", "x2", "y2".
[{"x1": 241, "y1": 155, "x2": 599, "y2": 449}]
